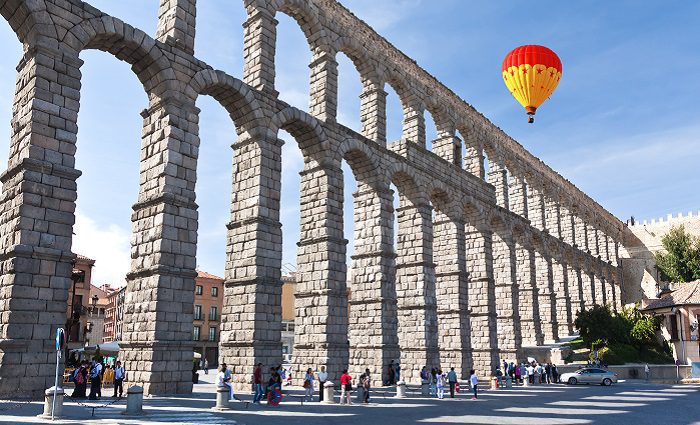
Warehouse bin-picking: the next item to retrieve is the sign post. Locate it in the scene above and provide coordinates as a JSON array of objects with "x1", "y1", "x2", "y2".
[{"x1": 52, "y1": 328, "x2": 65, "y2": 421}]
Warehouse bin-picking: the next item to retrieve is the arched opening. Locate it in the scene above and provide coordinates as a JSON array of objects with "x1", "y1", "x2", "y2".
[
  {"x1": 275, "y1": 13, "x2": 313, "y2": 112},
  {"x1": 192, "y1": 92, "x2": 240, "y2": 368},
  {"x1": 336, "y1": 52, "x2": 363, "y2": 131},
  {"x1": 385, "y1": 83, "x2": 404, "y2": 144},
  {"x1": 195, "y1": 2, "x2": 247, "y2": 74},
  {"x1": 424, "y1": 109, "x2": 438, "y2": 152}
]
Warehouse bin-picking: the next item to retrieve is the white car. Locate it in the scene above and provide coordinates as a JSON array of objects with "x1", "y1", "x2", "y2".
[{"x1": 560, "y1": 368, "x2": 618, "y2": 386}]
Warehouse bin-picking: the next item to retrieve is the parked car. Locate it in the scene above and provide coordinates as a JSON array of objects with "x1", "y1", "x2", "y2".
[{"x1": 561, "y1": 368, "x2": 618, "y2": 386}]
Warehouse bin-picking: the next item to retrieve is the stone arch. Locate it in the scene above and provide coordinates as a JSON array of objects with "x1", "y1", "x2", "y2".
[
  {"x1": 332, "y1": 36, "x2": 381, "y2": 87},
  {"x1": 186, "y1": 69, "x2": 265, "y2": 134},
  {"x1": 60, "y1": 16, "x2": 177, "y2": 98},
  {"x1": 335, "y1": 137, "x2": 383, "y2": 187},
  {"x1": 388, "y1": 163, "x2": 428, "y2": 206},
  {"x1": 248, "y1": 0, "x2": 331, "y2": 56},
  {"x1": 0, "y1": 0, "x2": 55, "y2": 45},
  {"x1": 270, "y1": 105, "x2": 329, "y2": 161}
]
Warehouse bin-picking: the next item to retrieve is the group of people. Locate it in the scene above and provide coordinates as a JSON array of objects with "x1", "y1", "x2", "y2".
[
  {"x1": 497, "y1": 360, "x2": 560, "y2": 385},
  {"x1": 70, "y1": 359, "x2": 124, "y2": 399},
  {"x1": 420, "y1": 366, "x2": 479, "y2": 400}
]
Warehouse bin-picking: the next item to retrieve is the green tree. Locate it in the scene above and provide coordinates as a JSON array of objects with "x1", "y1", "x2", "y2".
[{"x1": 655, "y1": 225, "x2": 700, "y2": 283}]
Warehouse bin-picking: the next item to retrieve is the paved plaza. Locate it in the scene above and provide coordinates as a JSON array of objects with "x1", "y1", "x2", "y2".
[{"x1": 2, "y1": 374, "x2": 700, "y2": 424}]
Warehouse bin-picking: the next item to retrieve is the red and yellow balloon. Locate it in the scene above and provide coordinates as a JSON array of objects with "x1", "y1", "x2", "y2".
[{"x1": 502, "y1": 45, "x2": 562, "y2": 123}]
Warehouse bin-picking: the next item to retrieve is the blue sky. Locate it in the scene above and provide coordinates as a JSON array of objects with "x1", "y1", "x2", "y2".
[{"x1": 0, "y1": 1, "x2": 698, "y2": 285}]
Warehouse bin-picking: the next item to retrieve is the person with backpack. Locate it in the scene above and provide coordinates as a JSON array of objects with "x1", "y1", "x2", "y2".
[
  {"x1": 362, "y1": 368, "x2": 371, "y2": 403},
  {"x1": 303, "y1": 368, "x2": 315, "y2": 402},
  {"x1": 71, "y1": 362, "x2": 88, "y2": 398}
]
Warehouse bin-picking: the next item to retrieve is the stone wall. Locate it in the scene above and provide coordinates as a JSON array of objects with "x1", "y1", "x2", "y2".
[{"x1": 0, "y1": 0, "x2": 625, "y2": 396}]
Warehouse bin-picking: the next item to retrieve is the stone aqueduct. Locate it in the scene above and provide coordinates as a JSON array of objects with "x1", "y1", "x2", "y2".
[{"x1": 0, "y1": 0, "x2": 626, "y2": 396}]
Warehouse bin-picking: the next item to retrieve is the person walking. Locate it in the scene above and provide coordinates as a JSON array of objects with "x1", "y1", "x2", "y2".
[
  {"x1": 544, "y1": 363, "x2": 551, "y2": 384},
  {"x1": 469, "y1": 369, "x2": 478, "y2": 400},
  {"x1": 362, "y1": 368, "x2": 371, "y2": 403},
  {"x1": 645, "y1": 363, "x2": 650, "y2": 381},
  {"x1": 514, "y1": 363, "x2": 521, "y2": 385},
  {"x1": 203, "y1": 359, "x2": 209, "y2": 375},
  {"x1": 387, "y1": 360, "x2": 396, "y2": 386},
  {"x1": 88, "y1": 359, "x2": 102, "y2": 400},
  {"x1": 429, "y1": 368, "x2": 437, "y2": 396},
  {"x1": 436, "y1": 369, "x2": 445, "y2": 399},
  {"x1": 395, "y1": 362, "x2": 401, "y2": 383},
  {"x1": 253, "y1": 363, "x2": 264, "y2": 403},
  {"x1": 340, "y1": 369, "x2": 352, "y2": 405},
  {"x1": 527, "y1": 363, "x2": 535, "y2": 385},
  {"x1": 72, "y1": 362, "x2": 88, "y2": 398},
  {"x1": 447, "y1": 367, "x2": 458, "y2": 398},
  {"x1": 552, "y1": 364, "x2": 559, "y2": 383},
  {"x1": 217, "y1": 363, "x2": 235, "y2": 401},
  {"x1": 303, "y1": 368, "x2": 315, "y2": 402},
  {"x1": 113, "y1": 361, "x2": 125, "y2": 398},
  {"x1": 317, "y1": 365, "x2": 328, "y2": 402}
]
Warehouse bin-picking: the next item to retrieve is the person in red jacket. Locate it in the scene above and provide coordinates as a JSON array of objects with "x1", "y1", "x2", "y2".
[
  {"x1": 340, "y1": 369, "x2": 353, "y2": 405},
  {"x1": 253, "y1": 363, "x2": 263, "y2": 403}
]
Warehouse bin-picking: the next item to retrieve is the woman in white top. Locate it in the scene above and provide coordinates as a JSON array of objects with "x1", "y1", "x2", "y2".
[
  {"x1": 469, "y1": 369, "x2": 478, "y2": 400},
  {"x1": 217, "y1": 363, "x2": 235, "y2": 401},
  {"x1": 436, "y1": 370, "x2": 445, "y2": 399}
]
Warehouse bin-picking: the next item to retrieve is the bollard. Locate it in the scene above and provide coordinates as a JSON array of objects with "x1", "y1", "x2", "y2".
[
  {"x1": 38, "y1": 386, "x2": 64, "y2": 419},
  {"x1": 506, "y1": 376, "x2": 512, "y2": 388},
  {"x1": 123, "y1": 385, "x2": 144, "y2": 416},
  {"x1": 213, "y1": 387, "x2": 231, "y2": 411},
  {"x1": 395, "y1": 381, "x2": 407, "y2": 398},
  {"x1": 322, "y1": 381, "x2": 335, "y2": 404},
  {"x1": 421, "y1": 381, "x2": 430, "y2": 396}
]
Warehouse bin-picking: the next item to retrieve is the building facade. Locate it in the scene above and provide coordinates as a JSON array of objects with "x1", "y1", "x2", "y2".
[
  {"x1": 193, "y1": 271, "x2": 225, "y2": 367},
  {"x1": 0, "y1": 0, "x2": 627, "y2": 396},
  {"x1": 104, "y1": 286, "x2": 126, "y2": 343}
]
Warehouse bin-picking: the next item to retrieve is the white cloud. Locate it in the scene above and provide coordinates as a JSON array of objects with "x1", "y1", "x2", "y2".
[{"x1": 72, "y1": 210, "x2": 131, "y2": 288}]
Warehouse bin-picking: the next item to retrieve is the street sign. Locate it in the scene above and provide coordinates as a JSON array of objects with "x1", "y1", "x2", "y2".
[{"x1": 55, "y1": 328, "x2": 65, "y2": 351}]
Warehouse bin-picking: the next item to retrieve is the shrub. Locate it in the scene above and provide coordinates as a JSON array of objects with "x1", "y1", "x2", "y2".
[{"x1": 631, "y1": 317, "x2": 657, "y2": 345}]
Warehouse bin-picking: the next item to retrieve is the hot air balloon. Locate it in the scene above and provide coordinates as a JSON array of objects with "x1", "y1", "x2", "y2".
[{"x1": 502, "y1": 45, "x2": 562, "y2": 123}]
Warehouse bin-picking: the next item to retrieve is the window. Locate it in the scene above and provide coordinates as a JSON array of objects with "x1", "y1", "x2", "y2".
[
  {"x1": 193, "y1": 326, "x2": 200, "y2": 341},
  {"x1": 209, "y1": 306, "x2": 218, "y2": 321},
  {"x1": 194, "y1": 305, "x2": 203, "y2": 321},
  {"x1": 196, "y1": 285, "x2": 203, "y2": 295},
  {"x1": 670, "y1": 314, "x2": 679, "y2": 341},
  {"x1": 211, "y1": 286, "x2": 218, "y2": 297},
  {"x1": 208, "y1": 326, "x2": 216, "y2": 342}
]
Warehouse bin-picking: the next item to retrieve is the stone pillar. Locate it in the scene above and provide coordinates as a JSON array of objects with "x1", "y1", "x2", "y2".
[
  {"x1": 514, "y1": 238, "x2": 543, "y2": 346},
  {"x1": 605, "y1": 268, "x2": 615, "y2": 309},
  {"x1": 509, "y1": 173, "x2": 528, "y2": 219},
  {"x1": 395, "y1": 200, "x2": 439, "y2": 382},
  {"x1": 613, "y1": 270, "x2": 623, "y2": 308},
  {"x1": 348, "y1": 184, "x2": 399, "y2": 382},
  {"x1": 534, "y1": 251, "x2": 558, "y2": 342},
  {"x1": 465, "y1": 225, "x2": 499, "y2": 376},
  {"x1": 309, "y1": 52, "x2": 338, "y2": 122},
  {"x1": 584, "y1": 271, "x2": 596, "y2": 309},
  {"x1": 360, "y1": 83, "x2": 387, "y2": 145},
  {"x1": 568, "y1": 264, "x2": 584, "y2": 318},
  {"x1": 402, "y1": 104, "x2": 425, "y2": 147},
  {"x1": 0, "y1": 47, "x2": 82, "y2": 397},
  {"x1": 156, "y1": 0, "x2": 197, "y2": 55},
  {"x1": 492, "y1": 229, "x2": 521, "y2": 359},
  {"x1": 434, "y1": 213, "x2": 471, "y2": 378},
  {"x1": 574, "y1": 215, "x2": 588, "y2": 252},
  {"x1": 587, "y1": 225, "x2": 599, "y2": 257},
  {"x1": 121, "y1": 99, "x2": 200, "y2": 395},
  {"x1": 220, "y1": 134, "x2": 283, "y2": 390},
  {"x1": 544, "y1": 196, "x2": 561, "y2": 239},
  {"x1": 243, "y1": 9, "x2": 278, "y2": 94},
  {"x1": 464, "y1": 134, "x2": 485, "y2": 180},
  {"x1": 560, "y1": 206, "x2": 576, "y2": 246},
  {"x1": 527, "y1": 181, "x2": 547, "y2": 231},
  {"x1": 608, "y1": 237, "x2": 619, "y2": 266},
  {"x1": 487, "y1": 156, "x2": 509, "y2": 210},
  {"x1": 593, "y1": 272, "x2": 605, "y2": 306},
  {"x1": 433, "y1": 134, "x2": 463, "y2": 168},
  {"x1": 293, "y1": 164, "x2": 348, "y2": 383},
  {"x1": 552, "y1": 260, "x2": 573, "y2": 336}
]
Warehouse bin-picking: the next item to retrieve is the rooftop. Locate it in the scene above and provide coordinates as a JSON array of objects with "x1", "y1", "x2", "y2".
[
  {"x1": 197, "y1": 270, "x2": 224, "y2": 281},
  {"x1": 643, "y1": 280, "x2": 700, "y2": 310}
]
